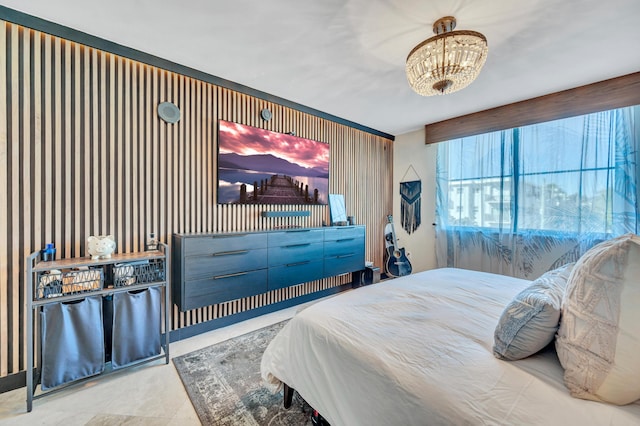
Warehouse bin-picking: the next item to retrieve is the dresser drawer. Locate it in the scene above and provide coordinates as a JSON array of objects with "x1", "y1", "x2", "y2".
[
  {"x1": 268, "y1": 259, "x2": 324, "y2": 291},
  {"x1": 324, "y1": 250, "x2": 365, "y2": 277},
  {"x1": 183, "y1": 269, "x2": 268, "y2": 310},
  {"x1": 268, "y1": 242, "x2": 324, "y2": 267},
  {"x1": 268, "y1": 229, "x2": 324, "y2": 246},
  {"x1": 185, "y1": 248, "x2": 267, "y2": 279},
  {"x1": 183, "y1": 233, "x2": 268, "y2": 256},
  {"x1": 324, "y1": 226, "x2": 365, "y2": 242},
  {"x1": 324, "y1": 238, "x2": 364, "y2": 258}
]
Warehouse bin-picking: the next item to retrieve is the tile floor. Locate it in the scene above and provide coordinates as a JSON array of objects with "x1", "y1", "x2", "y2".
[{"x1": 0, "y1": 302, "x2": 310, "y2": 425}]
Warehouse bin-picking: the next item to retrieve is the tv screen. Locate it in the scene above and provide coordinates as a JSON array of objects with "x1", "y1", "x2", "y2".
[{"x1": 217, "y1": 120, "x2": 330, "y2": 205}]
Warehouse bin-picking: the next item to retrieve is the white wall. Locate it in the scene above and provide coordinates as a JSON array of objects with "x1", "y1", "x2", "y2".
[{"x1": 392, "y1": 128, "x2": 438, "y2": 272}]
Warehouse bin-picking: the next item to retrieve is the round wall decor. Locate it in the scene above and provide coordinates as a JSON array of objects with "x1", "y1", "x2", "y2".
[
  {"x1": 260, "y1": 108, "x2": 272, "y2": 121},
  {"x1": 158, "y1": 102, "x2": 181, "y2": 123}
]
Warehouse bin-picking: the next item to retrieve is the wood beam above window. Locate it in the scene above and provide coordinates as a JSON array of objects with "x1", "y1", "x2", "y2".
[{"x1": 424, "y1": 72, "x2": 640, "y2": 144}]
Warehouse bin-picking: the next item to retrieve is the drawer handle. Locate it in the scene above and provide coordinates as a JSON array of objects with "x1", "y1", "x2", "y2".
[
  {"x1": 285, "y1": 229, "x2": 311, "y2": 233},
  {"x1": 211, "y1": 234, "x2": 248, "y2": 238},
  {"x1": 212, "y1": 250, "x2": 249, "y2": 256},
  {"x1": 286, "y1": 260, "x2": 311, "y2": 267},
  {"x1": 336, "y1": 253, "x2": 355, "y2": 259},
  {"x1": 284, "y1": 243, "x2": 311, "y2": 248},
  {"x1": 214, "y1": 272, "x2": 248, "y2": 279},
  {"x1": 336, "y1": 238, "x2": 355, "y2": 243}
]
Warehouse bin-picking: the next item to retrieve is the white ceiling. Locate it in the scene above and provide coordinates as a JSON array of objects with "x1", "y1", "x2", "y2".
[{"x1": 2, "y1": 0, "x2": 640, "y2": 136}]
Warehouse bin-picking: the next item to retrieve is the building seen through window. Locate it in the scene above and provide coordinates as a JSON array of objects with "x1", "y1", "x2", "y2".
[{"x1": 440, "y1": 106, "x2": 638, "y2": 235}]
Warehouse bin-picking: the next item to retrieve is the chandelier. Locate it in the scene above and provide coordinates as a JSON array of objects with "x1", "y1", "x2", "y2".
[{"x1": 406, "y1": 16, "x2": 488, "y2": 96}]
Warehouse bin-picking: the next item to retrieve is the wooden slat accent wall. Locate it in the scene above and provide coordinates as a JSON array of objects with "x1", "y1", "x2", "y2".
[{"x1": 0, "y1": 21, "x2": 393, "y2": 378}]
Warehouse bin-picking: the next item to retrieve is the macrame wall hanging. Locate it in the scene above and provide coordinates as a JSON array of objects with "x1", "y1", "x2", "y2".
[{"x1": 400, "y1": 165, "x2": 422, "y2": 234}]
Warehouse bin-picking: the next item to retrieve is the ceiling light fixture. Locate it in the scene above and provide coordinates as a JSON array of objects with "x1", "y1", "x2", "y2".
[{"x1": 406, "y1": 16, "x2": 488, "y2": 96}]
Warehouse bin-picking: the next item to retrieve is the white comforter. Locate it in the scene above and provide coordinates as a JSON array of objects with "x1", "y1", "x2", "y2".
[{"x1": 261, "y1": 268, "x2": 640, "y2": 425}]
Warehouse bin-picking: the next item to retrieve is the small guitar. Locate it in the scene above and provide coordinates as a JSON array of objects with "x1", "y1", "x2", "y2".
[{"x1": 384, "y1": 215, "x2": 412, "y2": 277}]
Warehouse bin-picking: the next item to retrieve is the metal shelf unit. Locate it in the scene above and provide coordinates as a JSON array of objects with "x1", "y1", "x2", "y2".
[{"x1": 25, "y1": 244, "x2": 171, "y2": 412}]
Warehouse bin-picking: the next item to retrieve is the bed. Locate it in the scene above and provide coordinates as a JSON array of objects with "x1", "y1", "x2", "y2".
[{"x1": 261, "y1": 267, "x2": 640, "y2": 425}]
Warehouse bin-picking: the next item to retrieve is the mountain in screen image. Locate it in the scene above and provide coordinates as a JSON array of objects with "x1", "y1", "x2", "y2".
[{"x1": 219, "y1": 152, "x2": 328, "y2": 178}]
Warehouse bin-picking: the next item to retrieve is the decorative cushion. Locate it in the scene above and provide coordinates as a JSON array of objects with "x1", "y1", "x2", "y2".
[
  {"x1": 556, "y1": 233, "x2": 640, "y2": 405},
  {"x1": 493, "y1": 263, "x2": 574, "y2": 361}
]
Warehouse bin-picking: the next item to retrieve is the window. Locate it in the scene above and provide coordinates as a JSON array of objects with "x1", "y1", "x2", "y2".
[
  {"x1": 437, "y1": 106, "x2": 638, "y2": 235},
  {"x1": 435, "y1": 105, "x2": 638, "y2": 278}
]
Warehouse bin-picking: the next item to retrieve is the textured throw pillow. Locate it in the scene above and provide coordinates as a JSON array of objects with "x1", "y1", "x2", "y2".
[
  {"x1": 556, "y1": 233, "x2": 640, "y2": 405},
  {"x1": 493, "y1": 263, "x2": 574, "y2": 361}
]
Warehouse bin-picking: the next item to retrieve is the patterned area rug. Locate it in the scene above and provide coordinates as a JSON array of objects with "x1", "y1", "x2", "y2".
[{"x1": 173, "y1": 320, "x2": 314, "y2": 425}]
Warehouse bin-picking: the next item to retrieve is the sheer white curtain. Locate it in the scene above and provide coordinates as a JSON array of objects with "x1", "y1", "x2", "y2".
[{"x1": 435, "y1": 105, "x2": 639, "y2": 279}]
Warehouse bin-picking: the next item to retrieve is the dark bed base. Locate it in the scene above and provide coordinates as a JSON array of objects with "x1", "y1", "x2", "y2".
[
  {"x1": 283, "y1": 383, "x2": 295, "y2": 408},
  {"x1": 283, "y1": 383, "x2": 331, "y2": 425}
]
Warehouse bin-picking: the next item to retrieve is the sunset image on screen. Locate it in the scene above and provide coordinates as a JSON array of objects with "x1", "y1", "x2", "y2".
[{"x1": 217, "y1": 120, "x2": 329, "y2": 205}]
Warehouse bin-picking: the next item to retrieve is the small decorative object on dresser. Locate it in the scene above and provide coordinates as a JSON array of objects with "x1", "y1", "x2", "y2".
[
  {"x1": 328, "y1": 194, "x2": 347, "y2": 225},
  {"x1": 87, "y1": 235, "x2": 116, "y2": 260},
  {"x1": 145, "y1": 232, "x2": 158, "y2": 251},
  {"x1": 40, "y1": 243, "x2": 56, "y2": 261}
]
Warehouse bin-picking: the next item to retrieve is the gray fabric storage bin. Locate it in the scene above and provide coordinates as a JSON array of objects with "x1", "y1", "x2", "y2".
[
  {"x1": 40, "y1": 295, "x2": 105, "y2": 390},
  {"x1": 111, "y1": 286, "x2": 161, "y2": 369}
]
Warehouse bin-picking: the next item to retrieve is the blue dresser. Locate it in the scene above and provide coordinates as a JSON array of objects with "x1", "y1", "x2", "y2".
[{"x1": 172, "y1": 226, "x2": 365, "y2": 311}]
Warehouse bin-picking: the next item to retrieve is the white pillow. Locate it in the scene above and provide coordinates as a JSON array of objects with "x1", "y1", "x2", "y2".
[
  {"x1": 556, "y1": 233, "x2": 640, "y2": 405},
  {"x1": 493, "y1": 263, "x2": 573, "y2": 361}
]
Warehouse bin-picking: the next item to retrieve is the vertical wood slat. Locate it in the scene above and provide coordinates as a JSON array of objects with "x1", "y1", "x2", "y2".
[
  {"x1": 133, "y1": 63, "x2": 141, "y2": 252},
  {"x1": 83, "y1": 46, "x2": 91, "y2": 244},
  {"x1": 92, "y1": 49, "x2": 100, "y2": 236},
  {"x1": 151, "y1": 67, "x2": 159, "y2": 244},
  {"x1": 73, "y1": 43, "x2": 81, "y2": 258},
  {"x1": 159, "y1": 70, "x2": 166, "y2": 247},
  {"x1": 33, "y1": 29, "x2": 42, "y2": 271},
  {"x1": 21, "y1": 26, "x2": 33, "y2": 372},
  {"x1": 0, "y1": 20, "x2": 394, "y2": 379},
  {"x1": 44, "y1": 34, "x2": 53, "y2": 255},
  {"x1": 124, "y1": 59, "x2": 132, "y2": 253},
  {"x1": 145, "y1": 66, "x2": 153, "y2": 247},
  {"x1": 53, "y1": 37, "x2": 62, "y2": 263},
  {"x1": 0, "y1": 21, "x2": 8, "y2": 376},
  {"x1": 115, "y1": 57, "x2": 123, "y2": 253},
  {"x1": 9, "y1": 23, "x2": 19, "y2": 373},
  {"x1": 63, "y1": 39, "x2": 71, "y2": 259}
]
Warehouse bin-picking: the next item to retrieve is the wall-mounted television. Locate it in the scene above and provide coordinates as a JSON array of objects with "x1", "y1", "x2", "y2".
[{"x1": 217, "y1": 120, "x2": 330, "y2": 205}]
